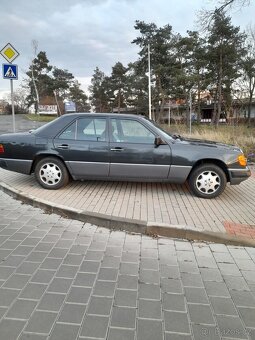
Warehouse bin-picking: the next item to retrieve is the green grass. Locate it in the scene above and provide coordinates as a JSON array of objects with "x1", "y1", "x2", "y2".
[
  {"x1": 162, "y1": 123, "x2": 255, "y2": 158},
  {"x1": 25, "y1": 114, "x2": 57, "y2": 123}
]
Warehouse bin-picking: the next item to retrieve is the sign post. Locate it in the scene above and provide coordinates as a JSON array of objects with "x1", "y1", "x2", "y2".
[
  {"x1": 10, "y1": 79, "x2": 15, "y2": 132},
  {"x1": 1, "y1": 43, "x2": 20, "y2": 132}
]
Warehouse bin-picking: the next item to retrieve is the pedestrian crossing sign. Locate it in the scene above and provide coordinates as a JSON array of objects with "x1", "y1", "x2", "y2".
[{"x1": 3, "y1": 63, "x2": 18, "y2": 80}]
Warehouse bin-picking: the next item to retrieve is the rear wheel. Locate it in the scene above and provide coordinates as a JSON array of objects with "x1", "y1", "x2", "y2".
[
  {"x1": 35, "y1": 157, "x2": 69, "y2": 189},
  {"x1": 188, "y1": 164, "x2": 227, "y2": 199}
]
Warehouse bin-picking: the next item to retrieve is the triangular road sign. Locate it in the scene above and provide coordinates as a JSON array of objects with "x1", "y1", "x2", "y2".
[{"x1": 5, "y1": 66, "x2": 16, "y2": 78}]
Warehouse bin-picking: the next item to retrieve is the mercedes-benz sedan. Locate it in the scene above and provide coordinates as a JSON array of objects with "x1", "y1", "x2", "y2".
[{"x1": 0, "y1": 113, "x2": 251, "y2": 198}]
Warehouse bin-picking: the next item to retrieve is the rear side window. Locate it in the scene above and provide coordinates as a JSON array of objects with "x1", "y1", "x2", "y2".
[
  {"x1": 58, "y1": 121, "x2": 77, "y2": 140},
  {"x1": 58, "y1": 118, "x2": 107, "y2": 141},
  {"x1": 77, "y1": 118, "x2": 107, "y2": 141}
]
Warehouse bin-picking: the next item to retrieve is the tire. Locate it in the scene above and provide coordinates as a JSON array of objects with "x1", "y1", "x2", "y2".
[
  {"x1": 188, "y1": 164, "x2": 227, "y2": 199},
  {"x1": 35, "y1": 157, "x2": 69, "y2": 189}
]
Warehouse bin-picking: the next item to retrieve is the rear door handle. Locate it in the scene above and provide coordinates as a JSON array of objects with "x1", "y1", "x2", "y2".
[
  {"x1": 110, "y1": 147, "x2": 124, "y2": 151},
  {"x1": 57, "y1": 144, "x2": 69, "y2": 150}
]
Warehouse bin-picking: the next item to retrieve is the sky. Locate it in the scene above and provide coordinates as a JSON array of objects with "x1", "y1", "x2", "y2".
[{"x1": 0, "y1": 0, "x2": 255, "y2": 100}]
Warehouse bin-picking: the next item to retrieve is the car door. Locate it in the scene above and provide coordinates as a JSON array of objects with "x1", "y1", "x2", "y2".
[
  {"x1": 109, "y1": 117, "x2": 171, "y2": 179},
  {"x1": 53, "y1": 116, "x2": 110, "y2": 179}
]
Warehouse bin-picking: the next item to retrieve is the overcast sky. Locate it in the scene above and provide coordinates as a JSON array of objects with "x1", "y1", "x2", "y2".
[{"x1": 0, "y1": 0, "x2": 254, "y2": 99}]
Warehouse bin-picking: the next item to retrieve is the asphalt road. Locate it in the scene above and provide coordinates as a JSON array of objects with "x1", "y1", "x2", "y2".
[{"x1": 0, "y1": 114, "x2": 44, "y2": 134}]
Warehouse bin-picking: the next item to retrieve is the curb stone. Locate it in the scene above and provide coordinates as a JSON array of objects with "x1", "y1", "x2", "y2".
[{"x1": 0, "y1": 180, "x2": 255, "y2": 247}]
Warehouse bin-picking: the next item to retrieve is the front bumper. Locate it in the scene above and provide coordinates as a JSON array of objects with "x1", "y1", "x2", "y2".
[{"x1": 228, "y1": 167, "x2": 251, "y2": 185}]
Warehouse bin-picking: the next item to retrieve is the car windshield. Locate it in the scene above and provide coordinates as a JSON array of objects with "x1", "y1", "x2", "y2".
[{"x1": 142, "y1": 117, "x2": 175, "y2": 141}]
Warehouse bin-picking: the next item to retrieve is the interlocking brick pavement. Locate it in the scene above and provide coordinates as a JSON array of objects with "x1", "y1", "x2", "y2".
[
  {"x1": 224, "y1": 221, "x2": 255, "y2": 239},
  {"x1": 0, "y1": 165, "x2": 254, "y2": 236},
  {"x1": 0, "y1": 191, "x2": 255, "y2": 340}
]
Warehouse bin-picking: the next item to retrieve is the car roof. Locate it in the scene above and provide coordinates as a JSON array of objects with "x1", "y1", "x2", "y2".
[
  {"x1": 64, "y1": 112, "x2": 146, "y2": 119},
  {"x1": 34, "y1": 113, "x2": 149, "y2": 138}
]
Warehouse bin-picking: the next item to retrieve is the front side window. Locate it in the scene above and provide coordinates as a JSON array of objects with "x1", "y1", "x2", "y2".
[{"x1": 111, "y1": 119, "x2": 155, "y2": 144}]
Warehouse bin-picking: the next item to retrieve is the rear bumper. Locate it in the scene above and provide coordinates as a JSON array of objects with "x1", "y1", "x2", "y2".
[
  {"x1": 228, "y1": 167, "x2": 251, "y2": 185},
  {"x1": 0, "y1": 158, "x2": 32, "y2": 175}
]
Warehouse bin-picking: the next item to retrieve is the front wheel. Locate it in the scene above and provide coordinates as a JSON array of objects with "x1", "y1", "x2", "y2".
[
  {"x1": 35, "y1": 157, "x2": 69, "y2": 189},
  {"x1": 188, "y1": 164, "x2": 227, "y2": 199}
]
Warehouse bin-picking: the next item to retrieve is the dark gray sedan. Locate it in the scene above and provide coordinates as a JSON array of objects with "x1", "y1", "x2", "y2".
[{"x1": 0, "y1": 113, "x2": 251, "y2": 198}]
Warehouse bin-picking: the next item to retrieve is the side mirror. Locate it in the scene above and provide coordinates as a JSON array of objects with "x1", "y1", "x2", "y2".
[{"x1": 154, "y1": 136, "x2": 166, "y2": 147}]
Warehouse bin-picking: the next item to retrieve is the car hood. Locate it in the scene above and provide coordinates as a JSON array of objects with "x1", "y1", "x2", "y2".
[{"x1": 173, "y1": 136, "x2": 242, "y2": 153}]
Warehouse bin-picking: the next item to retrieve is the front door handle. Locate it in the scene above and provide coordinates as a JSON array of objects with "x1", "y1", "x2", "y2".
[
  {"x1": 110, "y1": 147, "x2": 124, "y2": 151},
  {"x1": 57, "y1": 144, "x2": 69, "y2": 150}
]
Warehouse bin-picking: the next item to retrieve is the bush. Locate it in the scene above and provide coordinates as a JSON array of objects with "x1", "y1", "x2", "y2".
[{"x1": 5, "y1": 104, "x2": 28, "y2": 115}]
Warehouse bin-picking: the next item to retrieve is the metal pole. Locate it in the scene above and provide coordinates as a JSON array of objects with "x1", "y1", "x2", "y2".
[
  {"x1": 31, "y1": 61, "x2": 40, "y2": 114},
  {"x1": 148, "y1": 44, "x2": 152, "y2": 120},
  {"x1": 189, "y1": 90, "x2": 192, "y2": 135},
  {"x1": 168, "y1": 102, "x2": 171, "y2": 126},
  {"x1": 10, "y1": 79, "x2": 15, "y2": 132},
  {"x1": 31, "y1": 40, "x2": 40, "y2": 114}
]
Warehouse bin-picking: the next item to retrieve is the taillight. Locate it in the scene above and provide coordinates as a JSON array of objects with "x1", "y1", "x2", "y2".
[{"x1": 0, "y1": 144, "x2": 4, "y2": 154}]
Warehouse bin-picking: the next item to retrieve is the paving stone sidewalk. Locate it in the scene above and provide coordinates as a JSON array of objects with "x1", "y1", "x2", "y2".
[
  {"x1": 0, "y1": 191, "x2": 255, "y2": 340},
  {"x1": 0, "y1": 166, "x2": 255, "y2": 238}
]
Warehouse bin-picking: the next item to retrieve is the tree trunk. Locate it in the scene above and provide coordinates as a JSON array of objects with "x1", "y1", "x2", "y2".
[
  {"x1": 157, "y1": 76, "x2": 165, "y2": 123},
  {"x1": 186, "y1": 92, "x2": 190, "y2": 129},
  {"x1": 216, "y1": 51, "x2": 223, "y2": 127},
  {"x1": 247, "y1": 78, "x2": 255, "y2": 125},
  {"x1": 247, "y1": 98, "x2": 251, "y2": 126},
  {"x1": 211, "y1": 91, "x2": 218, "y2": 126}
]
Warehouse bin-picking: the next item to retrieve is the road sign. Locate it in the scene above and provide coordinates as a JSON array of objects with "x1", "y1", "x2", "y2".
[
  {"x1": 0, "y1": 43, "x2": 19, "y2": 133},
  {"x1": 0, "y1": 43, "x2": 19, "y2": 63},
  {"x1": 3, "y1": 64, "x2": 18, "y2": 80},
  {"x1": 65, "y1": 101, "x2": 76, "y2": 113}
]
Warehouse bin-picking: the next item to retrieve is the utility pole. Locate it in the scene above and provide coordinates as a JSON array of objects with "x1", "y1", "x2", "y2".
[
  {"x1": 31, "y1": 40, "x2": 40, "y2": 114},
  {"x1": 148, "y1": 44, "x2": 152, "y2": 120},
  {"x1": 168, "y1": 101, "x2": 171, "y2": 127},
  {"x1": 189, "y1": 89, "x2": 192, "y2": 135},
  {"x1": 31, "y1": 60, "x2": 40, "y2": 113},
  {"x1": 10, "y1": 79, "x2": 15, "y2": 132}
]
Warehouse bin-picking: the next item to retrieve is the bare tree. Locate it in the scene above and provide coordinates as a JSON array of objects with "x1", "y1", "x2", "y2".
[
  {"x1": 198, "y1": 0, "x2": 251, "y2": 30},
  {"x1": 215, "y1": 0, "x2": 250, "y2": 12},
  {"x1": 5, "y1": 87, "x2": 29, "y2": 114}
]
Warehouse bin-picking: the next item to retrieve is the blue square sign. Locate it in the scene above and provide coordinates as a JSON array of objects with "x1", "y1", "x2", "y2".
[{"x1": 3, "y1": 63, "x2": 18, "y2": 80}]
